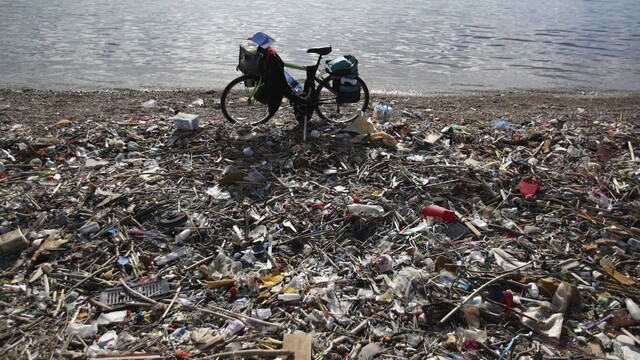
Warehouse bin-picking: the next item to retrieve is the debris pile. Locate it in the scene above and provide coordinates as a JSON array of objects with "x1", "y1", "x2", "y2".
[{"x1": 1, "y1": 89, "x2": 640, "y2": 359}]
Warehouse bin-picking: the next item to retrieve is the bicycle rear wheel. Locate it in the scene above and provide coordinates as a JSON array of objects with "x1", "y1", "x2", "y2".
[
  {"x1": 315, "y1": 76, "x2": 369, "y2": 123},
  {"x1": 220, "y1": 74, "x2": 274, "y2": 125}
]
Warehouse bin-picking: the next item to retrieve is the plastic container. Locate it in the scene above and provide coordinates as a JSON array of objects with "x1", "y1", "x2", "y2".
[
  {"x1": 627, "y1": 238, "x2": 640, "y2": 251},
  {"x1": 0, "y1": 227, "x2": 28, "y2": 255},
  {"x1": 374, "y1": 105, "x2": 393, "y2": 122},
  {"x1": 172, "y1": 113, "x2": 199, "y2": 131},
  {"x1": 471, "y1": 218, "x2": 488, "y2": 230},
  {"x1": 238, "y1": 40, "x2": 261, "y2": 75},
  {"x1": 97, "y1": 330, "x2": 118, "y2": 348},
  {"x1": 78, "y1": 221, "x2": 100, "y2": 239}
]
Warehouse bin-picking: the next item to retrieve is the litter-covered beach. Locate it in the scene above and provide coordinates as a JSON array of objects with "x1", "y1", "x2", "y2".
[{"x1": 1, "y1": 89, "x2": 640, "y2": 359}]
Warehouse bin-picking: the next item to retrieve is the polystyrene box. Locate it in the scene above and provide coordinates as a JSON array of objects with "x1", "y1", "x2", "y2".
[{"x1": 172, "y1": 112, "x2": 199, "y2": 130}]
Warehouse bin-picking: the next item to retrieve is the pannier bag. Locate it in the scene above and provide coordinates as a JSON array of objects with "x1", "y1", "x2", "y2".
[
  {"x1": 238, "y1": 40, "x2": 262, "y2": 75},
  {"x1": 326, "y1": 55, "x2": 361, "y2": 103}
]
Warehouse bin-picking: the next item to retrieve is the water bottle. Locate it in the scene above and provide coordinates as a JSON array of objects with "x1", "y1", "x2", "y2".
[
  {"x1": 175, "y1": 229, "x2": 192, "y2": 244},
  {"x1": 155, "y1": 246, "x2": 192, "y2": 266},
  {"x1": 284, "y1": 71, "x2": 302, "y2": 93}
]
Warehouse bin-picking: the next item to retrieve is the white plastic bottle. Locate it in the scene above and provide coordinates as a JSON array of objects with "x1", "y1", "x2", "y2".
[{"x1": 624, "y1": 298, "x2": 640, "y2": 322}]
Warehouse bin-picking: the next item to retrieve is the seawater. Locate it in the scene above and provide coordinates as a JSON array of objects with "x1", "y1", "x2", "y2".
[{"x1": 0, "y1": 0, "x2": 639, "y2": 93}]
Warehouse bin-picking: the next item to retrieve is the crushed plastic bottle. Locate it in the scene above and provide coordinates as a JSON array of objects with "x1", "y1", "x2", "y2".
[
  {"x1": 65, "y1": 323, "x2": 98, "y2": 339},
  {"x1": 142, "y1": 99, "x2": 157, "y2": 108},
  {"x1": 223, "y1": 319, "x2": 245, "y2": 339},
  {"x1": 155, "y1": 246, "x2": 193, "y2": 266},
  {"x1": 347, "y1": 204, "x2": 385, "y2": 216}
]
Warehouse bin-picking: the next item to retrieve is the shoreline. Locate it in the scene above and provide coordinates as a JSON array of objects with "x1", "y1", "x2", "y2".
[{"x1": 2, "y1": 88, "x2": 639, "y2": 129}]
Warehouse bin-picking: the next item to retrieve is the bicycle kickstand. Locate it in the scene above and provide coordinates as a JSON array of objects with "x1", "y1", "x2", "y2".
[{"x1": 302, "y1": 114, "x2": 308, "y2": 141}]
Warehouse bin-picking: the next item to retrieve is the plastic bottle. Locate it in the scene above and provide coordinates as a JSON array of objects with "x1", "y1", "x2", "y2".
[
  {"x1": 65, "y1": 323, "x2": 98, "y2": 339},
  {"x1": 624, "y1": 298, "x2": 640, "y2": 322},
  {"x1": 75, "y1": 146, "x2": 88, "y2": 158},
  {"x1": 277, "y1": 293, "x2": 302, "y2": 302},
  {"x1": 284, "y1": 71, "x2": 302, "y2": 93},
  {"x1": 594, "y1": 332, "x2": 613, "y2": 350},
  {"x1": 628, "y1": 238, "x2": 640, "y2": 251},
  {"x1": 551, "y1": 281, "x2": 572, "y2": 313},
  {"x1": 471, "y1": 218, "x2": 488, "y2": 230},
  {"x1": 175, "y1": 229, "x2": 192, "y2": 244},
  {"x1": 347, "y1": 204, "x2": 385, "y2": 216},
  {"x1": 223, "y1": 319, "x2": 245, "y2": 339},
  {"x1": 155, "y1": 246, "x2": 192, "y2": 266},
  {"x1": 142, "y1": 99, "x2": 157, "y2": 108}
]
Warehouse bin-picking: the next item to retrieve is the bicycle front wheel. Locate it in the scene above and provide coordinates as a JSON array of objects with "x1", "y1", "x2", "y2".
[
  {"x1": 315, "y1": 76, "x2": 369, "y2": 123},
  {"x1": 220, "y1": 74, "x2": 274, "y2": 125}
]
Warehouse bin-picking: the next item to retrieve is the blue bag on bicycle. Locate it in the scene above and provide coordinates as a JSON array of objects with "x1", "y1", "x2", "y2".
[
  {"x1": 326, "y1": 55, "x2": 360, "y2": 103},
  {"x1": 326, "y1": 55, "x2": 358, "y2": 76}
]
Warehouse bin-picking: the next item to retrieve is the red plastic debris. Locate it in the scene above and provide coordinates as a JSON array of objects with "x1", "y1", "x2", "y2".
[
  {"x1": 421, "y1": 205, "x2": 455, "y2": 223},
  {"x1": 516, "y1": 178, "x2": 540, "y2": 197}
]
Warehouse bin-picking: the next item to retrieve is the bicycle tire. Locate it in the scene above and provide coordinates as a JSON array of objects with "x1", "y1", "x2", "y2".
[
  {"x1": 314, "y1": 76, "x2": 369, "y2": 123},
  {"x1": 220, "y1": 74, "x2": 274, "y2": 125}
]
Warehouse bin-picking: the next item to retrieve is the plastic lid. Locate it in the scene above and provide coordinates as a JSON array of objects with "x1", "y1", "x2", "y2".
[{"x1": 251, "y1": 32, "x2": 275, "y2": 48}]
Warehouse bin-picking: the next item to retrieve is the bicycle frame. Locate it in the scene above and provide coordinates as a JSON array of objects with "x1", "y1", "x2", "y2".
[
  {"x1": 283, "y1": 55, "x2": 327, "y2": 102},
  {"x1": 246, "y1": 76, "x2": 264, "y2": 105}
]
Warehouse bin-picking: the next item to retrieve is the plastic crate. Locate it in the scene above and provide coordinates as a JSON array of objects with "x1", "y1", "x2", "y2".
[
  {"x1": 422, "y1": 302, "x2": 462, "y2": 325},
  {"x1": 99, "y1": 279, "x2": 170, "y2": 307}
]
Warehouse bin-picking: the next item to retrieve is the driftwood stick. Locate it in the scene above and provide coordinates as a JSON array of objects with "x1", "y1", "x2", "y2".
[
  {"x1": 184, "y1": 304, "x2": 283, "y2": 329},
  {"x1": 204, "y1": 349, "x2": 294, "y2": 359},
  {"x1": 160, "y1": 286, "x2": 181, "y2": 321},
  {"x1": 120, "y1": 279, "x2": 159, "y2": 305},
  {"x1": 440, "y1": 261, "x2": 533, "y2": 324}
]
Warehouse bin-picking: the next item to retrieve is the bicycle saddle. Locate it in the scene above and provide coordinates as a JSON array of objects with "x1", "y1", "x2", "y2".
[{"x1": 307, "y1": 46, "x2": 332, "y2": 56}]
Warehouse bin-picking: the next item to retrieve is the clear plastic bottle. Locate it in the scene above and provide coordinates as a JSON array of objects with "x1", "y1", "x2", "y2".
[
  {"x1": 65, "y1": 323, "x2": 98, "y2": 339},
  {"x1": 155, "y1": 246, "x2": 192, "y2": 266},
  {"x1": 175, "y1": 229, "x2": 192, "y2": 244},
  {"x1": 347, "y1": 204, "x2": 385, "y2": 216},
  {"x1": 624, "y1": 298, "x2": 640, "y2": 322}
]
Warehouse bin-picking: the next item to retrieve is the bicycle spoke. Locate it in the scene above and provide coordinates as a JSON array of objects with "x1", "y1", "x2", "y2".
[{"x1": 220, "y1": 75, "x2": 273, "y2": 125}]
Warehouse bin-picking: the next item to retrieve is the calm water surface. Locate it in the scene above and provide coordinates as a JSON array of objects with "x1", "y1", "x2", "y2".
[{"x1": 1, "y1": 0, "x2": 639, "y2": 93}]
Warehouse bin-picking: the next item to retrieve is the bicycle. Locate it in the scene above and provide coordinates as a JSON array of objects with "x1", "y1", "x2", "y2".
[{"x1": 220, "y1": 33, "x2": 370, "y2": 130}]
